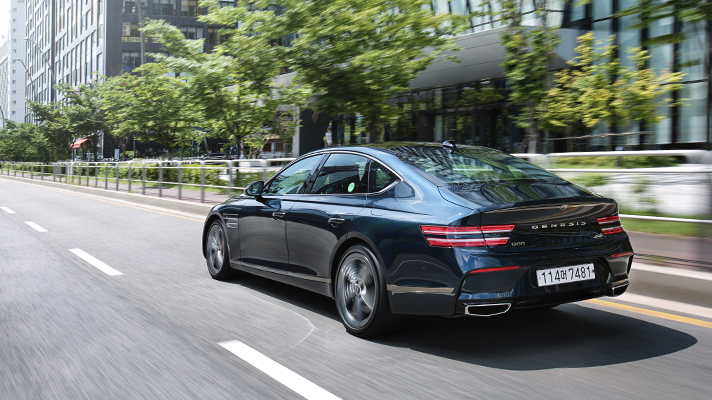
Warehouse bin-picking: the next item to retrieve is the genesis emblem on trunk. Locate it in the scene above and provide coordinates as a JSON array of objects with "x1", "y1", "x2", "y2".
[{"x1": 531, "y1": 221, "x2": 587, "y2": 229}]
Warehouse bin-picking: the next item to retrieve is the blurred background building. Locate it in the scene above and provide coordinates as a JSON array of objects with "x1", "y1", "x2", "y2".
[
  {"x1": 7, "y1": 1, "x2": 712, "y2": 156},
  {"x1": 312, "y1": 1, "x2": 711, "y2": 155},
  {"x1": 0, "y1": 0, "x2": 27, "y2": 124}
]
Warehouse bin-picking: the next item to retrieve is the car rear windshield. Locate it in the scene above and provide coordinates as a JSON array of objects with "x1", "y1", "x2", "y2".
[{"x1": 390, "y1": 146, "x2": 563, "y2": 185}]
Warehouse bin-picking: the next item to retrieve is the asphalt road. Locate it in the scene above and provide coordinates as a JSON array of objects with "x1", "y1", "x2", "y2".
[{"x1": 2, "y1": 178, "x2": 712, "y2": 400}]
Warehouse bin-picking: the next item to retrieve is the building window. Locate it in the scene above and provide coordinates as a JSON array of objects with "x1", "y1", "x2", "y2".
[
  {"x1": 123, "y1": 1, "x2": 147, "y2": 14},
  {"x1": 122, "y1": 51, "x2": 141, "y2": 70},
  {"x1": 181, "y1": 0, "x2": 202, "y2": 17},
  {"x1": 181, "y1": 26, "x2": 203, "y2": 39},
  {"x1": 207, "y1": 28, "x2": 228, "y2": 46},
  {"x1": 12, "y1": 101, "x2": 16, "y2": 105},
  {"x1": 154, "y1": 0, "x2": 176, "y2": 16},
  {"x1": 12, "y1": 111, "x2": 16, "y2": 115},
  {"x1": 12, "y1": 90, "x2": 16, "y2": 94},
  {"x1": 122, "y1": 22, "x2": 140, "y2": 37}
]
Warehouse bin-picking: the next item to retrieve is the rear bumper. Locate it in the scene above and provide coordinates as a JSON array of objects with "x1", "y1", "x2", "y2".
[
  {"x1": 387, "y1": 248, "x2": 633, "y2": 316},
  {"x1": 456, "y1": 278, "x2": 629, "y2": 315}
]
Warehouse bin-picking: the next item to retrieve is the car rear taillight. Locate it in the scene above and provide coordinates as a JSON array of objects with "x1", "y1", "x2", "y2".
[
  {"x1": 420, "y1": 225, "x2": 515, "y2": 247},
  {"x1": 597, "y1": 214, "x2": 624, "y2": 235},
  {"x1": 597, "y1": 215, "x2": 620, "y2": 224}
]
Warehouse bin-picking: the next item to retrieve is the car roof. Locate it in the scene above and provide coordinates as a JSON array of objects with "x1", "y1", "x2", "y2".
[{"x1": 311, "y1": 143, "x2": 506, "y2": 158}]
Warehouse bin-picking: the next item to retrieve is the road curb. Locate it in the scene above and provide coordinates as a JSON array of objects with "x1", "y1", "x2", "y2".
[
  {"x1": 629, "y1": 262, "x2": 712, "y2": 308},
  {"x1": 0, "y1": 175, "x2": 214, "y2": 217}
]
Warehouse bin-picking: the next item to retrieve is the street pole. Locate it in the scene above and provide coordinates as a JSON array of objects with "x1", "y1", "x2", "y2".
[
  {"x1": 13, "y1": 58, "x2": 37, "y2": 104},
  {"x1": 137, "y1": 1, "x2": 146, "y2": 66},
  {"x1": 23, "y1": 38, "x2": 54, "y2": 104}
]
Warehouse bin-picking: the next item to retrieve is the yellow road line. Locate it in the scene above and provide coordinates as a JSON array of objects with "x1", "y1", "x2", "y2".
[
  {"x1": 0, "y1": 177, "x2": 205, "y2": 222},
  {"x1": 587, "y1": 298, "x2": 712, "y2": 329}
]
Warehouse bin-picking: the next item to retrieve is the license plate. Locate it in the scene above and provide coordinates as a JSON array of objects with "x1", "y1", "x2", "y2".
[{"x1": 537, "y1": 263, "x2": 596, "y2": 287}]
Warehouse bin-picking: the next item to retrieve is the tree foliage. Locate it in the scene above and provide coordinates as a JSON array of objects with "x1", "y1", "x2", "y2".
[
  {"x1": 494, "y1": 0, "x2": 561, "y2": 152},
  {"x1": 99, "y1": 63, "x2": 199, "y2": 155},
  {"x1": 246, "y1": 0, "x2": 467, "y2": 142},
  {"x1": 141, "y1": 15, "x2": 306, "y2": 156},
  {"x1": 539, "y1": 32, "x2": 685, "y2": 138},
  {"x1": 0, "y1": 121, "x2": 48, "y2": 162}
]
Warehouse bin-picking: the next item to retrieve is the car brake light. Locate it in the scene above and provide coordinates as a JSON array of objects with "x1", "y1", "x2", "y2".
[
  {"x1": 468, "y1": 266, "x2": 520, "y2": 274},
  {"x1": 601, "y1": 226, "x2": 624, "y2": 235},
  {"x1": 597, "y1": 214, "x2": 624, "y2": 235},
  {"x1": 597, "y1": 215, "x2": 620, "y2": 224},
  {"x1": 420, "y1": 225, "x2": 515, "y2": 247}
]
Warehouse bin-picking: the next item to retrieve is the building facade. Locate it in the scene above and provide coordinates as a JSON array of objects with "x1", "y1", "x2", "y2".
[
  {"x1": 0, "y1": 0, "x2": 28, "y2": 124},
  {"x1": 23, "y1": 0, "x2": 216, "y2": 157},
  {"x1": 18, "y1": 1, "x2": 711, "y2": 157},
  {"x1": 301, "y1": 1, "x2": 711, "y2": 154}
]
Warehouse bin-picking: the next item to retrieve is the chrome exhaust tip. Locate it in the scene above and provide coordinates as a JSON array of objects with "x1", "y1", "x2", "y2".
[
  {"x1": 609, "y1": 280, "x2": 629, "y2": 297},
  {"x1": 464, "y1": 303, "x2": 511, "y2": 317}
]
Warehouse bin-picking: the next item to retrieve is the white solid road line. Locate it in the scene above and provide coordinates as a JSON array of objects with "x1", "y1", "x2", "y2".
[
  {"x1": 24, "y1": 221, "x2": 48, "y2": 232},
  {"x1": 615, "y1": 293, "x2": 712, "y2": 320},
  {"x1": 69, "y1": 249, "x2": 123, "y2": 276},
  {"x1": 219, "y1": 340, "x2": 341, "y2": 400},
  {"x1": 1, "y1": 206, "x2": 15, "y2": 214}
]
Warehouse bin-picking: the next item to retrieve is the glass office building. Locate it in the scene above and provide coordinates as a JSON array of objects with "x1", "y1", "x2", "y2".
[{"x1": 316, "y1": 1, "x2": 710, "y2": 154}]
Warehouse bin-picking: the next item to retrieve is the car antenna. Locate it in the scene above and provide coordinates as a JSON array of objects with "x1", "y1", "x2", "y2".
[{"x1": 442, "y1": 140, "x2": 456, "y2": 153}]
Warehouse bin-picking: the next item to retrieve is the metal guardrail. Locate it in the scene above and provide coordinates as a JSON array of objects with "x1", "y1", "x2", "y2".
[
  {"x1": 0, "y1": 158, "x2": 293, "y2": 203},
  {"x1": 1, "y1": 153, "x2": 710, "y2": 225}
]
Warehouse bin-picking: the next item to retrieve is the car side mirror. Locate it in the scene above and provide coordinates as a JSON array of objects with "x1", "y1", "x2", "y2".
[{"x1": 245, "y1": 181, "x2": 264, "y2": 196}]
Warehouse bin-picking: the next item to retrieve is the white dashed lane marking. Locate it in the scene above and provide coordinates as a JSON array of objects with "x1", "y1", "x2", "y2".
[
  {"x1": 25, "y1": 221, "x2": 48, "y2": 232},
  {"x1": 69, "y1": 249, "x2": 123, "y2": 276},
  {"x1": 1, "y1": 206, "x2": 15, "y2": 214},
  {"x1": 219, "y1": 340, "x2": 342, "y2": 400}
]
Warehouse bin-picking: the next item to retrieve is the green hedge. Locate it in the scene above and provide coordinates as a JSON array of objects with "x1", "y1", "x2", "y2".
[{"x1": 554, "y1": 156, "x2": 679, "y2": 169}]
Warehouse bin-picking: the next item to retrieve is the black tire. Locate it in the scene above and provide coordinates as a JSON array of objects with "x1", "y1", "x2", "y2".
[
  {"x1": 334, "y1": 244, "x2": 404, "y2": 337},
  {"x1": 205, "y1": 220, "x2": 237, "y2": 280}
]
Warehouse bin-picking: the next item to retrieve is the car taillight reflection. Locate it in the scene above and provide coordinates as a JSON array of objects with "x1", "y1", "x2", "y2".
[{"x1": 420, "y1": 225, "x2": 515, "y2": 247}]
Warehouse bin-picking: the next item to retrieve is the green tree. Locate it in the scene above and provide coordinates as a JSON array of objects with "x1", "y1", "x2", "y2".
[
  {"x1": 539, "y1": 32, "x2": 684, "y2": 148},
  {"x1": 57, "y1": 82, "x2": 111, "y2": 161},
  {"x1": 27, "y1": 99, "x2": 73, "y2": 161},
  {"x1": 141, "y1": 16, "x2": 306, "y2": 156},
  {"x1": 251, "y1": 0, "x2": 466, "y2": 143},
  {"x1": 0, "y1": 121, "x2": 48, "y2": 162},
  {"x1": 100, "y1": 63, "x2": 199, "y2": 157},
  {"x1": 494, "y1": 0, "x2": 561, "y2": 153}
]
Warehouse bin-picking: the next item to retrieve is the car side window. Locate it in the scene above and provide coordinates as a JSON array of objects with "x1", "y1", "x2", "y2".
[
  {"x1": 263, "y1": 156, "x2": 321, "y2": 195},
  {"x1": 310, "y1": 154, "x2": 369, "y2": 195},
  {"x1": 369, "y1": 161, "x2": 398, "y2": 193}
]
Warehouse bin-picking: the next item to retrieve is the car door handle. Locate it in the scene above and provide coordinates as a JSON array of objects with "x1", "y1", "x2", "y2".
[
  {"x1": 272, "y1": 211, "x2": 286, "y2": 220},
  {"x1": 328, "y1": 217, "x2": 346, "y2": 227}
]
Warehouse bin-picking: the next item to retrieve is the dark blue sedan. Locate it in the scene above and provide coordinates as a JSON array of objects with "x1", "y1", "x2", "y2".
[{"x1": 202, "y1": 143, "x2": 633, "y2": 337}]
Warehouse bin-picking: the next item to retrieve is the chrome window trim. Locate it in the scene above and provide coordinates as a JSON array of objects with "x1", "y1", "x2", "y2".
[{"x1": 240, "y1": 261, "x2": 331, "y2": 284}]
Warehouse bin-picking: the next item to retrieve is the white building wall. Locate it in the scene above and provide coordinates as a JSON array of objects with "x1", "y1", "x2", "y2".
[
  {"x1": 0, "y1": 35, "x2": 9, "y2": 124},
  {"x1": 3, "y1": 0, "x2": 27, "y2": 122}
]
